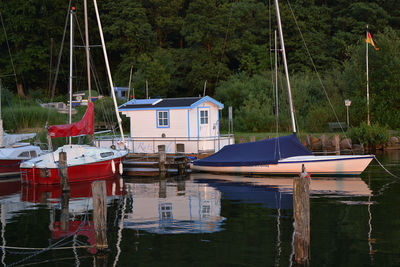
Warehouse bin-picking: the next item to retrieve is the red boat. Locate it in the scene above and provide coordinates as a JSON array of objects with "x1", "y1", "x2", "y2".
[
  {"x1": 20, "y1": 5, "x2": 128, "y2": 185},
  {"x1": 21, "y1": 177, "x2": 123, "y2": 202},
  {"x1": 20, "y1": 144, "x2": 127, "y2": 185}
]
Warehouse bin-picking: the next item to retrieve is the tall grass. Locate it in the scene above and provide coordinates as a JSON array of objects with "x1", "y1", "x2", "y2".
[{"x1": 2, "y1": 105, "x2": 68, "y2": 132}]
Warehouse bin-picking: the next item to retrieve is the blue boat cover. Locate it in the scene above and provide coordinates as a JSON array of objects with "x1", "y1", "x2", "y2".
[{"x1": 193, "y1": 133, "x2": 312, "y2": 166}]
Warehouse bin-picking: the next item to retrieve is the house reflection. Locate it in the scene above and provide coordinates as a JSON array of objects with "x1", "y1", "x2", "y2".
[{"x1": 123, "y1": 179, "x2": 225, "y2": 234}]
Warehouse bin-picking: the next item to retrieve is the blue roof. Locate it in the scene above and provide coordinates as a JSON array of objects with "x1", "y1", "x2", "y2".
[
  {"x1": 193, "y1": 134, "x2": 312, "y2": 167},
  {"x1": 119, "y1": 96, "x2": 224, "y2": 111}
]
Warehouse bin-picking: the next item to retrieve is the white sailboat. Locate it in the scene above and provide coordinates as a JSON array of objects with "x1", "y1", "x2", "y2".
[
  {"x1": 190, "y1": 0, "x2": 373, "y2": 176},
  {"x1": 20, "y1": 0, "x2": 128, "y2": 184},
  {"x1": 0, "y1": 81, "x2": 44, "y2": 177}
]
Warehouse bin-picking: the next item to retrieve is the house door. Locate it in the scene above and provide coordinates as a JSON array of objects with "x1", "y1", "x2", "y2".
[{"x1": 199, "y1": 108, "x2": 210, "y2": 151}]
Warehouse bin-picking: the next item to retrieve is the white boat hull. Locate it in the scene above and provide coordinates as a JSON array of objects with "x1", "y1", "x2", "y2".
[{"x1": 190, "y1": 155, "x2": 374, "y2": 175}]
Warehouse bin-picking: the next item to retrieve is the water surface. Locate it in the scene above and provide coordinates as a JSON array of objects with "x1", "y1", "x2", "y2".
[{"x1": 0, "y1": 151, "x2": 399, "y2": 266}]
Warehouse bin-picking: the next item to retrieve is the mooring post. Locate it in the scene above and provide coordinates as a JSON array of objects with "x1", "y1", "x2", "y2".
[
  {"x1": 92, "y1": 180, "x2": 108, "y2": 252},
  {"x1": 293, "y1": 164, "x2": 310, "y2": 265},
  {"x1": 59, "y1": 151, "x2": 70, "y2": 192},
  {"x1": 158, "y1": 145, "x2": 166, "y2": 177}
]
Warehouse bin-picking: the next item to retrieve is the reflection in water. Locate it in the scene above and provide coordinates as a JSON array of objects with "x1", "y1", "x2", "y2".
[
  {"x1": 123, "y1": 179, "x2": 225, "y2": 234},
  {"x1": 0, "y1": 151, "x2": 398, "y2": 266},
  {"x1": 190, "y1": 173, "x2": 372, "y2": 197}
]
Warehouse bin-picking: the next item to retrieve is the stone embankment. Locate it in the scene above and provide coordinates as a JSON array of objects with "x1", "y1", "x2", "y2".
[{"x1": 238, "y1": 134, "x2": 400, "y2": 153}]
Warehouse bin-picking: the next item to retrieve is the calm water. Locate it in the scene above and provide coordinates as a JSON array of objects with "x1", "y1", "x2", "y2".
[{"x1": 0, "y1": 151, "x2": 399, "y2": 266}]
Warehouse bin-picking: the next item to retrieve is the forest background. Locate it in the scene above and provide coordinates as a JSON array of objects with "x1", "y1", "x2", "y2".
[{"x1": 0, "y1": 0, "x2": 399, "y2": 134}]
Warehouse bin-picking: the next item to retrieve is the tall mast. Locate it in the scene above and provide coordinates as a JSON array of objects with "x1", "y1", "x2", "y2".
[
  {"x1": 68, "y1": 7, "x2": 75, "y2": 145},
  {"x1": 93, "y1": 0, "x2": 125, "y2": 144},
  {"x1": 84, "y1": 0, "x2": 91, "y2": 102},
  {"x1": 274, "y1": 0, "x2": 296, "y2": 133},
  {"x1": 366, "y1": 24, "x2": 370, "y2": 126}
]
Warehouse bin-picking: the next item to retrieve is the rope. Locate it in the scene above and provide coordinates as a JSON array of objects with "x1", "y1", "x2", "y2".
[
  {"x1": 3, "y1": 245, "x2": 93, "y2": 250},
  {"x1": 285, "y1": 0, "x2": 353, "y2": 152},
  {"x1": 7, "y1": 186, "x2": 93, "y2": 267},
  {"x1": 373, "y1": 155, "x2": 399, "y2": 179},
  {"x1": 46, "y1": 0, "x2": 72, "y2": 124},
  {"x1": 0, "y1": 11, "x2": 18, "y2": 91},
  {"x1": 215, "y1": 0, "x2": 236, "y2": 87}
]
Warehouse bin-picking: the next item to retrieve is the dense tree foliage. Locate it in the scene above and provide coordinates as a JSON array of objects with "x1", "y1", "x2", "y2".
[{"x1": 0, "y1": 0, "x2": 399, "y2": 132}]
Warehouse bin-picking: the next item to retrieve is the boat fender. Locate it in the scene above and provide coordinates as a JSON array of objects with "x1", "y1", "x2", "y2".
[
  {"x1": 112, "y1": 182, "x2": 116, "y2": 196},
  {"x1": 119, "y1": 162, "x2": 123, "y2": 175},
  {"x1": 111, "y1": 159, "x2": 116, "y2": 173},
  {"x1": 298, "y1": 172, "x2": 311, "y2": 178}
]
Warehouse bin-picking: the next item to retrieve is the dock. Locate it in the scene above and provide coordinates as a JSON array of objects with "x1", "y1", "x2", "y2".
[{"x1": 123, "y1": 153, "x2": 196, "y2": 176}]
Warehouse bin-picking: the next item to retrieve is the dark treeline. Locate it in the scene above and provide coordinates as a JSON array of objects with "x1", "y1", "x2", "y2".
[{"x1": 0, "y1": 0, "x2": 399, "y2": 132}]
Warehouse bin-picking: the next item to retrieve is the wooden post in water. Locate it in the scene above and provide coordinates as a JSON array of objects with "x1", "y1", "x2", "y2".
[
  {"x1": 92, "y1": 180, "x2": 108, "y2": 252},
  {"x1": 158, "y1": 145, "x2": 166, "y2": 177},
  {"x1": 293, "y1": 164, "x2": 310, "y2": 265},
  {"x1": 59, "y1": 151, "x2": 70, "y2": 192}
]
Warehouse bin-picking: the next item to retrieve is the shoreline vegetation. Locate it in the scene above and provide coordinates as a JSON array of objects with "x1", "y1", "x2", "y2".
[{"x1": 232, "y1": 130, "x2": 399, "y2": 153}]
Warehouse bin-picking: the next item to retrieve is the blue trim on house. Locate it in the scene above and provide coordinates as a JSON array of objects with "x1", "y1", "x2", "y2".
[
  {"x1": 187, "y1": 109, "x2": 190, "y2": 140},
  {"x1": 197, "y1": 107, "x2": 199, "y2": 139},
  {"x1": 217, "y1": 109, "x2": 220, "y2": 137},
  {"x1": 118, "y1": 96, "x2": 224, "y2": 111},
  {"x1": 156, "y1": 109, "x2": 170, "y2": 128},
  {"x1": 119, "y1": 106, "x2": 189, "y2": 112},
  {"x1": 190, "y1": 96, "x2": 224, "y2": 109}
]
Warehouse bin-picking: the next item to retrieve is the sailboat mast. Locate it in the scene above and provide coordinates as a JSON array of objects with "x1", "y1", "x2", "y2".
[
  {"x1": 84, "y1": 0, "x2": 91, "y2": 102},
  {"x1": 366, "y1": 25, "x2": 370, "y2": 126},
  {"x1": 274, "y1": 0, "x2": 296, "y2": 133},
  {"x1": 69, "y1": 7, "x2": 75, "y2": 145},
  {"x1": 93, "y1": 0, "x2": 125, "y2": 144}
]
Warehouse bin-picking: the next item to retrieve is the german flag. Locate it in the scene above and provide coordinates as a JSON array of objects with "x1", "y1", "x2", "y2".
[{"x1": 366, "y1": 32, "x2": 379, "y2": 50}]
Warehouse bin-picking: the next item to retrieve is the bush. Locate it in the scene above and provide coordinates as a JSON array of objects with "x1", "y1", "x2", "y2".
[{"x1": 348, "y1": 122, "x2": 389, "y2": 147}]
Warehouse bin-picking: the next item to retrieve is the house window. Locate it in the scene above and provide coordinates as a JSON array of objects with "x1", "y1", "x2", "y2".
[
  {"x1": 200, "y1": 110, "x2": 208, "y2": 124},
  {"x1": 157, "y1": 111, "x2": 169, "y2": 127}
]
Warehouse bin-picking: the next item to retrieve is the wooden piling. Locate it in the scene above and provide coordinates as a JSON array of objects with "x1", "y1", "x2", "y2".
[
  {"x1": 92, "y1": 180, "x2": 108, "y2": 251},
  {"x1": 293, "y1": 164, "x2": 310, "y2": 265},
  {"x1": 59, "y1": 151, "x2": 70, "y2": 192},
  {"x1": 249, "y1": 136, "x2": 256, "y2": 142},
  {"x1": 158, "y1": 145, "x2": 166, "y2": 177}
]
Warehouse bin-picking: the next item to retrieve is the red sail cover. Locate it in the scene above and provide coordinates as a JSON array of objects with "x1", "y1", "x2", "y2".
[{"x1": 48, "y1": 102, "x2": 94, "y2": 138}]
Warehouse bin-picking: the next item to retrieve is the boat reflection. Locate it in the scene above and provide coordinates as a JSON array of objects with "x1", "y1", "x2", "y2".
[
  {"x1": 123, "y1": 178, "x2": 225, "y2": 234},
  {"x1": 20, "y1": 178, "x2": 123, "y2": 255},
  {"x1": 21, "y1": 178, "x2": 123, "y2": 212},
  {"x1": 190, "y1": 173, "x2": 372, "y2": 197}
]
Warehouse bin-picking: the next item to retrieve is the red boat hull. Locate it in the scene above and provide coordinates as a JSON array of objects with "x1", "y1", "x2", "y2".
[
  {"x1": 20, "y1": 156, "x2": 125, "y2": 185},
  {"x1": 0, "y1": 159, "x2": 23, "y2": 176}
]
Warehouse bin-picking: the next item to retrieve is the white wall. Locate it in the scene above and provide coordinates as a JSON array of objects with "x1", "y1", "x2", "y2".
[
  {"x1": 122, "y1": 109, "x2": 189, "y2": 138},
  {"x1": 121, "y1": 100, "x2": 221, "y2": 139}
]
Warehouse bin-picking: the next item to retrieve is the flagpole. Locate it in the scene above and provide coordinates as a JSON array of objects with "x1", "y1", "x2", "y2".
[{"x1": 366, "y1": 24, "x2": 370, "y2": 126}]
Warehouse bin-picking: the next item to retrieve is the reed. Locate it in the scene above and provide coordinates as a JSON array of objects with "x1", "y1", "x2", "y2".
[{"x1": 2, "y1": 105, "x2": 68, "y2": 131}]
